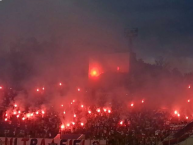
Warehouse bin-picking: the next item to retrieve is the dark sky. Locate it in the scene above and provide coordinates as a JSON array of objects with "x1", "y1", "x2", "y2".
[{"x1": 0, "y1": 0, "x2": 193, "y2": 72}]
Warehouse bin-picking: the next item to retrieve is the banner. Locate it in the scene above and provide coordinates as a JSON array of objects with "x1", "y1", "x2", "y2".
[{"x1": 0, "y1": 138, "x2": 106, "y2": 145}]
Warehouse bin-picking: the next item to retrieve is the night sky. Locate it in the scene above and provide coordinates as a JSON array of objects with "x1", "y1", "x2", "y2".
[{"x1": 0, "y1": 0, "x2": 193, "y2": 72}]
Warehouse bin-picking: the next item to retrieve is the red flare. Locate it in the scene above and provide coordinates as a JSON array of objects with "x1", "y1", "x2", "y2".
[
  {"x1": 61, "y1": 124, "x2": 65, "y2": 129},
  {"x1": 97, "y1": 108, "x2": 100, "y2": 113}
]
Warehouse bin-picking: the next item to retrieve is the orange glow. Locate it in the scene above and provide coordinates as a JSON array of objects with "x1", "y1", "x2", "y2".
[{"x1": 90, "y1": 69, "x2": 98, "y2": 77}]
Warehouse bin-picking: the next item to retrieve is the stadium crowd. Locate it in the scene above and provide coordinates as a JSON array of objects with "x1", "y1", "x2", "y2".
[{"x1": 0, "y1": 87, "x2": 192, "y2": 145}]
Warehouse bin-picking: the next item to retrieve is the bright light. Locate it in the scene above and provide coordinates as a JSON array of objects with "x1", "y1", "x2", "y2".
[
  {"x1": 27, "y1": 114, "x2": 30, "y2": 118},
  {"x1": 66, "y1": 123, "x2": 70, "y2": 127},
  {"x1": 13, "y1": 111, "x2": 17, "y2": 115},
  {"x1": 42, "y1": 110, "x2": 45, "y2": 114},
  {"x1": 189, "y1": 85, "x2": 191, "y2": 89},
  {"x1": 5, "y1": 114, "x2": 7, "y2": 117},
  {"x1": 74, "y1": 114, "x2": 76, "y2": 118},
  {"x1": 178, "y1": 114, "x2": 180, "y2": 117},
  {"x1": 81, "y1": 122, "x2": 84, "y2": 126},
  {"x1": 16, "y1": 115, "x2": 19, "y2": 118},
  {"x1": 90, "y1": 70, "x2": 98, "y2": 77},
  {"x1": 81, "y1": 105, "x2": 84, "y2": 108},
  {"x1": 73, "y1": 100, "x2": 75, "y2": 103},
  {"x1": 88, "y1": 110, "x2": 91, "y2": 114},
  {"x1": 59, "y1": 83, "x2": 62, "y2": 86},
  {"x1": 131, "y1": 103, "x2": 134, "y2": 107},
  {"x1": 61, "y1": 104, "x2": 63, "y2": 107},
  {"x1": 22, "y1": 117, "x2": 25, "y2": 121},
  {"x1": 97, "y1": 108, "x2": 100, "y2": 113},
  {"x1": 103, "y1": 108, "x2": 107, "y2": 112},
  {"x1": 186, "y1": 116, "x2": 189, "y2": 119},
  {"x1": 108, "y1": 110, "x2": 111, "y2": 113},
  {"x1": 42, "y1": 87, "x2": 45, "y2": 90},
  {"x1": 142, "y1": 100, "x2": 144, "y2": 103},
  {"x1": 61, "y1": 124, "x2": 65, "y2": 129},
  {"x1": 174, "y1": 110, "x2": 178, "y2": 115},
  {"x1": 63, "y1": 111, "x2": 66, "y2": 114},
  {"x1": 14, "y1": 104, "x2": 17, "y2": 107},
  {"x1": 5, "y1": 118, "x2": 7, "y2": 121},
  {"x1": 72, "y1": 122, "x2": 75, "y2": 125},
  {"x1": 36, "y1": 88, "x2": 39, "y2": 92},
  {"x1": 18, "y1": 111, "x2": 21, "y2": 114},
  {"x1": 120, "y1": 121, "x2": 123, "y2": 125},
  {"x1": 77, "y1": 88, "x2": 81, "y2": 92},
  {"x1": 30, "y1": 113, "x2": 33, "y2": 117},
  {"x1": 0, "y1": 86, "x2": 2, "y2": 89},
  {"x1": 188, "y1": 99, "x2": 190, "y2": 103},
  {"x1": 36, "y1": 111, "x2": 39, "y2": 115}
]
